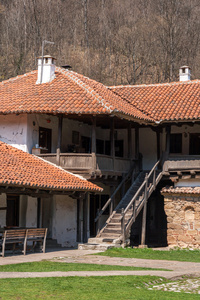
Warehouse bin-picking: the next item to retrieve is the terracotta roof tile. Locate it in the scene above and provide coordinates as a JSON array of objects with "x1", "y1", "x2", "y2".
[
  {"x1": 161, "y1": 186, "x2": 200, "y2": 195},
  {"x1": 110, "y1": 80, "x2": 200, "y2": 122},
  {"x1": 0, "y1": 68, "x2": 152, "y2": 122},
  {"x1": 0, "y1": 141, "x2": 102, "y2": 192}
]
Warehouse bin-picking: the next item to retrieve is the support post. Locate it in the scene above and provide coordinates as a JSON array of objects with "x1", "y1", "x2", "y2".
[
  {"x1": 91, "y1": 117, "x2": 96, "y2": 173},
  {"x1": 110, "y1": 118, "x2": 115, "y2": 171},
  {"x1": 83, "y1": 193, "x2": 88, "y2": 243},
  {"x1": 56, "y1": 114, "x2": 63, "y2": 165},
  {"x1": 121, "y1": 208, "x2": 125, "y2": 245},
  {"x1": 109, "y1": 186, "x2": 115, "y2": 215},
  {"x1": 128, "y1": 123, "x2": 132, "y2": 159},
  {"x1": 135, "y1": 126, "x2": 139, "y2": 171},
  {"x1": 156, "y1": 129, "x2": 161, "y2": 161},
  {"x1": 140, "y1": 174, "x2": 148, "y2": 247},
  {"x1": 166, "y1": 125, "x2": 171, "y2": 156},
  {"x1": 96, "y1": 208, "x2": 100, "y2": 235}
]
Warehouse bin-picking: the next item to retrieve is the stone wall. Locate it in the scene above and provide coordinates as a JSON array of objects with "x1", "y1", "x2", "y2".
[{"x1": 163, "y1": 193, "x2": 200, "y2": 249}]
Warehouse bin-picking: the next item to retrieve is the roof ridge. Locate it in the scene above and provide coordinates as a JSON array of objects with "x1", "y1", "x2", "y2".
[
  {"x1": 0, "y1": 70, "x2": 37, "y2": 85},
  {"x1": 56, "y1": 67, "x2": 153, "y2": 121},
  {"x1": 56, "y1": 67, "x2": 114, "y2": 113},
  {"x1": 109, "y1": 79, "x2": 200, "y2": 89}
]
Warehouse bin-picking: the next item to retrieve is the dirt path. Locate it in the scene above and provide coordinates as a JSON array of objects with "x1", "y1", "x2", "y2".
[{"x1": 0, "y1": 249, "x2": 200, "y2": 279}]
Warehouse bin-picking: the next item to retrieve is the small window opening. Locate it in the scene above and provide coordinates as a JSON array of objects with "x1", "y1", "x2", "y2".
[{"x1": 45, "y1": 58, "x2": 48, "y2": 64}]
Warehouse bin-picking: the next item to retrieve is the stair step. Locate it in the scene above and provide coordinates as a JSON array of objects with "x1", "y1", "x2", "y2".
[
  {"x1": 104, "y1": 229, "x2": 121, "y2": 234},
  {"x1": 78, "y1": 243, "x2": 115, "y2": 251},
  {"x1": 100, "y1": 232, "x2": 121, "y2": 238}
]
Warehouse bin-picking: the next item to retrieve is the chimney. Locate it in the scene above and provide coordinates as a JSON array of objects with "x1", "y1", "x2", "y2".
[
  {"x1": 36, "y1": 55, "x2": 56, "y2": 84},
  {"x1": 179, "y1": 66, "x2": 191, "y2": 81}
]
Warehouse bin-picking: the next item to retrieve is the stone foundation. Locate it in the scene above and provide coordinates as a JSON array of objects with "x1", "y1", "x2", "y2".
[{"x1": 163, "y1": 193, "x2": 200, "y2": 249}]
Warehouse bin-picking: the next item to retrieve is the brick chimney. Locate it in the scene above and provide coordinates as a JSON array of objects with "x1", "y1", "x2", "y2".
[
  {"x1": 179, "y1": 66, "x2": 191, "y2": 81},
  {"x1": 36, "y1": 55, "x2": 56, "y2": 84}
]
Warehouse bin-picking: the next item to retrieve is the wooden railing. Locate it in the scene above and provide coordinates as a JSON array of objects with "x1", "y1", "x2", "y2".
[
  {"x1": 120, "y1": 160, "x2": 162, "y2": 244},
  {"x1": 94, "y1": 166, "x2": 135, "y2": 231},
  {"x1": 37, "y1": 152, "x2": 135, "y2": 176},
  {"x1": 163, "y1": 155, "x2": 200, "y2": 172}
]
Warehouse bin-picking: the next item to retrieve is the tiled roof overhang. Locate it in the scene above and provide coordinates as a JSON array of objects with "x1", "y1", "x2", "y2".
[
  {"x1": 110, "y1": 80, "x2": 200, "y2": 124},
  {"x1": 0, "y1": 141, "x2": 102, "y2": 192}
]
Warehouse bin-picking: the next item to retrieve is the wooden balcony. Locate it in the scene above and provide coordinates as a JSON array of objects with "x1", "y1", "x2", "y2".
[
  {"x1": 36, "y1": 152, "x2": 135, "y2": 179},
  {"x1": 163, "y1": 155, "x2": 200, "y2": 172}
]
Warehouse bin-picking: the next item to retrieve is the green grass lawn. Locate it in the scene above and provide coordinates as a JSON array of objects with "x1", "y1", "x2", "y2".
[
  {"x1": 0, "y1": 260, "x2": 170, "y2": 272},
  {"x1": 96, "y1": 247, "x2": 200, "y2": 262},
  {"x1": 0, "y1": 276, "x2": 198, "y2": 299}
]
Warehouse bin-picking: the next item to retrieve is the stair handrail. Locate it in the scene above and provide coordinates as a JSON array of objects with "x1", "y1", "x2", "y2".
[
  {"x1": 95, "y1": 166, "x2": 134, "y2": 223},
  {"x1": 122, "y1": 160, "x2": 162, "y2": 241},
  {"x1": 123, "y1": 160, "x2": 160, "y2": 216}
]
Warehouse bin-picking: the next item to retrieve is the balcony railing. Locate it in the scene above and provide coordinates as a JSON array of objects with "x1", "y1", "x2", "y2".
[
  {"x1": 163, "y1": 155, "x2": 200, "y2": 172},
  {"x1": 36, "y1": 152, "x2": 135, "y2": 177}
]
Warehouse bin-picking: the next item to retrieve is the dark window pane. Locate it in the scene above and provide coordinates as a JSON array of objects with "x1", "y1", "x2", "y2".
[{"x1": 170, "y1": 134, "x2": 182, "y2": 153}]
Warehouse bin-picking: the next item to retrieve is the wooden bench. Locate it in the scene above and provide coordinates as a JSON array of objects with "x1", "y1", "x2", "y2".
[
  {"x1": 0, "y1": 228, "x2": 48, "y2": 257},
  {"x1": 0, "y1": 229, "x2": 26, "y2": 257},
  {"x1": 24, "y1": 228, "x2": 48, "y2": 255}
]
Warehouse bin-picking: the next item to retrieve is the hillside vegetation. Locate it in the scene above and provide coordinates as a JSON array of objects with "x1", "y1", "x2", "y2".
[{"x1": 0, "y1": 0, "x2": 200, "y2": 85}]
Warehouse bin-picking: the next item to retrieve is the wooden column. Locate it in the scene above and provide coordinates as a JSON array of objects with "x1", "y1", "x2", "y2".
[
  {"x1": 128, "y1": 123, "x2": 132, "y2": 159},
  {"x1": 166, "y1": 125, "x2": 171, "y2": 155},
  {"x1": 83, "y1": 193, "x2": 89, "y2": 243},
  {"x1": 140, "y1": 174, "x2": 148, "y2": 247},
  {"x1": 110, "y1": 186, "x2": 115, "y2": 215},
  {"x1": 91, "y1": 117, "x2": 96, "y2": 173},
  {"x1": 110, "y1": 118, "x2": 115, "y2": 171},
  {"x1": 56, "y1": 114, "x2": 63, "y2": 165},
  {"x1": 135, "y1": 126, "x2": 139, "y2": 171},
  {"x1": 156, "y1": 129, "x2": 161, "y2": 161}
]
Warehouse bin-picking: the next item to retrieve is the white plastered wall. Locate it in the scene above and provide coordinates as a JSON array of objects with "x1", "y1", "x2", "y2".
[
  {"x1": 0, "y1": 114, "x2": 28, "y2": 152},
  {"x1": 52, "y1": 195, "x2": 77, "y2": 247},
  {"x1": 139, "y1": 127, "x2": 157, "y2": 170},
  {"x1": 27, "y1": 114, "x2": 58, "y2": 153},
  {"x1": 25, "y1": 196, "x2": 37, "y2": 227}
]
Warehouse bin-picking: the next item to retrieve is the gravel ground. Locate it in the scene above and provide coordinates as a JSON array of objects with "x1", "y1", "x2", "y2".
[{"x1": 149, "y1": 278, "x2": 200, "y2": 294}]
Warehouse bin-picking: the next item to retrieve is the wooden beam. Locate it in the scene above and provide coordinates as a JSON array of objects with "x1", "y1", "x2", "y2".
[
  {"x1": 91, "y1": 116, "x2": 96, "y2": 172},
  {"x1": 182, "y1": 175, "x2": 191, "y2": 180},
  {"x1": 56, "y1": 114, "x2": 63, "y2": 165},
  {"x1": 156, "y1": 130, "x2": 160, "y2": 160},
  {"x1": 110, "y1": 118, "x2": 115, "y2": 171},
  {"x1": 127, "y1": 123, "x2": 132, "y2": 159},
  {"x1": 165, "y1": 125, "x2": 171, "y2": 154}
]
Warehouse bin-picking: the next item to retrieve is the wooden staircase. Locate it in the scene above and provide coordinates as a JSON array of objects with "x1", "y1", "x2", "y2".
[{"x1": 78, "y1": 161, "x2": 163, "y2": 250}]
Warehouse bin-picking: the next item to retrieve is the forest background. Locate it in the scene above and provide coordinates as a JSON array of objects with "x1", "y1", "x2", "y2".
[{"x1": 0, "y1": 0, "x2": 200, "y2": 86}]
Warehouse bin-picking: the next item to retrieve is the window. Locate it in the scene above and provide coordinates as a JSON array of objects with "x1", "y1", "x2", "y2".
[{"x1": 170, "y1": 134, "x2": 182, "y2": 154}]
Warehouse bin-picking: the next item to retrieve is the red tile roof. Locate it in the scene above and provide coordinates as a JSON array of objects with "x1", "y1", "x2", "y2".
[
  {"x1": 0, "y1": 141, "x2": 102, "y2": 192},
  {"x1": 0, "y1": 68, "x2": 151, "y2": 122},
  {"x1": 161, "y1": 186, "x2": 200, "y2": 195},
  {"x1": 110, "y1": 80, "x2": 200, "y2": 122}
]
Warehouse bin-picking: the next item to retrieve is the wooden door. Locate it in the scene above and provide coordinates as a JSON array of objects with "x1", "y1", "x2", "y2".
[{"x1": 39, "y1": 127, "x2": 52, "y2": 153}]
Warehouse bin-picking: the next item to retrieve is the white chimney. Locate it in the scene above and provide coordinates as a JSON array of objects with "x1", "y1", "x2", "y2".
[
  {"x1": 36, "y1": 55, "x2": 56, "y2": 84},
  {"x1": 179, "y1": 66, "x2": 191, "y2": 81}
]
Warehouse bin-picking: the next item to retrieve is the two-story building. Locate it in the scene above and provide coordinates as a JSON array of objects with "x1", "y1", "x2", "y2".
[{"x1": 1, "y1": 58, "x2": 200, "y2": 249}]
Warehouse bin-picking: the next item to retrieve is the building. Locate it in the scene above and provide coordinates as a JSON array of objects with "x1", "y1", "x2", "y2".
[
  {"x1": 0, "y1": 58, "x2": 200, "y2": 249},
  {"x1": 0, "y1": 141, "x2": 101, "y2": 247}
]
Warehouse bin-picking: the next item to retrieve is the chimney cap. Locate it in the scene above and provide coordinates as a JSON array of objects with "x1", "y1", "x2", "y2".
[
  {"x1": 37, "y1": 54, "x2": 57, "y2": 60},
  {"x1": 180, "y1": 65, "x2": 190, "y2": 70}
]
